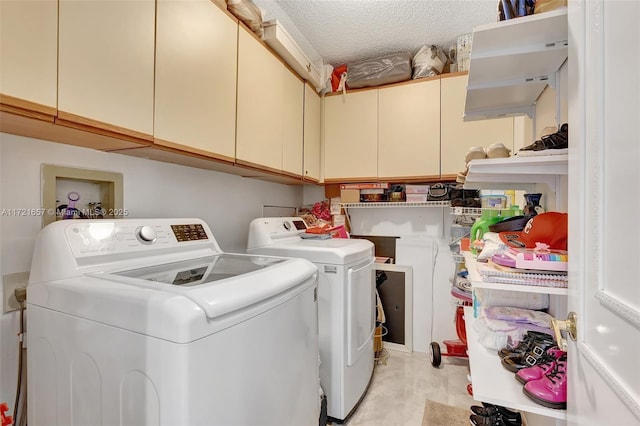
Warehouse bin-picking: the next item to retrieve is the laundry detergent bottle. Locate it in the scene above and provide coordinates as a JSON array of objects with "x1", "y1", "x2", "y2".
[{"x1": 470, "y1": 209, "x2": 503, "y2": 243}]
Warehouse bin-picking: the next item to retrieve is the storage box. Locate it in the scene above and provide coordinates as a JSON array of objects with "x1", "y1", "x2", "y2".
[
  {"x1": 458, "y1": 57, "x2": 471, "y2": 72},
  {"x1": 457, "y1": 33, "x2": 473, "y2": 59},
  {"x1": 340, "y1": 189, "x2": 360, "y2": 203},
  {"x1": 406, "y1": 194, "x2": 428, "y2": 203},
  {"x1": 405, "y1": 184, "x2": 430, "y2": 194},
  {"x1": 263, "y1": 20, "x2": 323, "y2": 90}
]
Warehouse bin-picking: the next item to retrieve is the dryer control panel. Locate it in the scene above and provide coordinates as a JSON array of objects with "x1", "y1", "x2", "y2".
[{"x1": 247, "y1": 217, "x2": 308, "y2": 248}]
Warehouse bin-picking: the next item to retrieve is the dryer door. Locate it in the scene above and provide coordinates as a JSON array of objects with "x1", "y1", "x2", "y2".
[{"x1": 346, "y1": 259, "x2": 375, "y2": 366}]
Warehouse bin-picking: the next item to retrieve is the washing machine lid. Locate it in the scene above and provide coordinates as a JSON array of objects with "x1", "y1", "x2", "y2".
[
  {"x1": 248, "y1": 238, "x2": 374, "y2": 265},
  {"x1": 112, "y1": 253, "x2": 284, "y2": 286},
  {"x1": 28, "y1": 254, "x2": 318, "y2": 342}
]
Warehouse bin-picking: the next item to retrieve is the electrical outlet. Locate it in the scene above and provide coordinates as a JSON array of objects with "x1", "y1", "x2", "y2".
[{"x1": 3, "y1": 272, "x2": 29, "y2": 313}]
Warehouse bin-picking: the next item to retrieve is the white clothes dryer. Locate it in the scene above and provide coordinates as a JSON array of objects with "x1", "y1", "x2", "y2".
[
  {"x1": 27, "y1": 218, "x2": 320, "y2": 426},
  {"x1": 247, "y1": 217, "x2": 375, "y2": 423}
]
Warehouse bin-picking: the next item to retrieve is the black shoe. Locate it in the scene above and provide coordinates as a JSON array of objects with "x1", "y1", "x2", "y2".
[
  {"x1": 470, "y1": 404, "x2": 522, "y2": 421},
  {"x1": 501, "y1": 340, "x2": 559, "y2": 373},
  {"x1": 498, "y1": 331, "x2": 555, "y2": 358},
  {"x1": 469, "y1": 411, "x2": 522, "y2": 426},
  {"x1": 519, "y1": 123, "x2": 568, "y2": 152}
]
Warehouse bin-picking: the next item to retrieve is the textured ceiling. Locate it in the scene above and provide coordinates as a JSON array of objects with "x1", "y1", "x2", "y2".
[{"x1": 252, "y1": 0, "x2": 499, "y2": 66}]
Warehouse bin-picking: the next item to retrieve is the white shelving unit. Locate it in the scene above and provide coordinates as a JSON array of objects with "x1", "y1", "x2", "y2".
[
  {"x1": 464, "y1": 306, "x2": 567, "y2": 420},
  {"x1": 458, "y1": 9, "x2": 570, "y2": 421},
  {"x1": 464, "y1": 8, "x2": 568, "y2": 121}
]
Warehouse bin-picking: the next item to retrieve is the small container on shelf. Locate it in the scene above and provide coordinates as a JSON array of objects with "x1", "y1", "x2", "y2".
[{"x1": 481, "y1": 194, "x2": 507, "y2": 208}]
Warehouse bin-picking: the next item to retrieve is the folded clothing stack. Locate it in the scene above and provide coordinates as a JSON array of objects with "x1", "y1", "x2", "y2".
[{"x1": 472, "y1": 306, "x2": 553, "y2": 351}]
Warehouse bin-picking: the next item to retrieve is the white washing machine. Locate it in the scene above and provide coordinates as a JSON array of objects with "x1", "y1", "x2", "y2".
[
  {"x1": 247, "y1": 217, "x2": 375, "y2": 423},
  {"x1": 27, "y1": 218, "x2": 320, "y2": 426}
]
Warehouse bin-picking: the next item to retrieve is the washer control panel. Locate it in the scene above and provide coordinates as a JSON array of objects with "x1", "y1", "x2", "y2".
[
  {"x1": 64, "y1": 220, "x2": 213, "y2": 258},
  {"x1": 171, "y1": 224, "x2": 208, "y2": 242}
]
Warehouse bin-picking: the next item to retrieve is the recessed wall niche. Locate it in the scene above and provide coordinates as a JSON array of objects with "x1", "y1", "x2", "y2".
[{"x1": 41, "y1": 164, "x2": 124, "y2": 227}]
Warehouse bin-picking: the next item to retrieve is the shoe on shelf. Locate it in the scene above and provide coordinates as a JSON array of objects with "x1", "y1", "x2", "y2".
[
  {"x1": 518, "y1": 123, "x2": 568, "y2": 154},
  {"x1": 501, "y1": 340, "x2": 559, "y2": 373},
  {"x1": 469, "y1": 410, "x2": 522, "y2": 426},
  {"x1": 470, "y1": 403, "x2": 521, "y2": 421},
  {"x1": 465, "y1": 146, "x2": 487, "y2": 163},
  {"x1": 516, "y1": 349, "x2": 566, "y2": 384},
  {"x1": 486, "y1": 142, "x2": 511, "y2": 158},
  {"x1": 498, "y1": 331, "x2": 555, "y2": 359},
  {"x1": 523, "y1": 356, "x2": 568, "y2": 409}
]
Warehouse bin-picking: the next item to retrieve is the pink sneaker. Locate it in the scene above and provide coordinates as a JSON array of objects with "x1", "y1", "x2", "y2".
[
  {"x1": 523, "y1": 356, "x2": 567, "y2": 409},
  {"x1": 515, "y1": 348, "x2": 566, "y2": 385}
]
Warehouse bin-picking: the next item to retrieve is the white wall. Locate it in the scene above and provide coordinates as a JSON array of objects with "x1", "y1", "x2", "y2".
[
  {"x1": 346, "y1": 207, "x2": 458, "y2": 353},
  {"x1": 0, "y1": 132, "x2": 309, "y2": 410}
]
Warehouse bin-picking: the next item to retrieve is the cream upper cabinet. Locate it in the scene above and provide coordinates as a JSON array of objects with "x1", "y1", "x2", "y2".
[
  {"x1": 0, "y1": 0, "x2": 57, "y2": 115},
  {"x1": 281, "y1": 67, "x2": 304, "y2": 177},
  {"x1": 378, "y1": 78, "x2": 441, "y2": 180},
  {"x1": 237, "y1": 27, "x2": 303, "y2": 176},
  {"x1": 303, "y1": 84, "x2": 321, "y2": 182},
  {"x1": 58, "y1": 0, "x2": 155, "y2": 139},
  {"x1": 324, "y1": 90, "x2": 378, "y2": 182},
  {"x1": 154, "y1": 0, "x2": 237, "y2": 161},
  {"x1": 440, "y1": 73, "x2": 514, "y2": 177}
]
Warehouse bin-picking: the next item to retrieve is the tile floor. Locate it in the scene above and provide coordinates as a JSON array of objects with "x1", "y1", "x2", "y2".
[{"x1": 345, "y1": 349, "x2": 475, "y2": 426}]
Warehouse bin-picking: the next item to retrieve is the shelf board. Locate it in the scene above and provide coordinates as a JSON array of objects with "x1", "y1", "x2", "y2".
[
  {"x1": 464, "y1": 306, "x2": 567, "y2": 419},
  {"x1": 463, "y1": 7, "x2": 568, "y2": 121},
  {"x1": 463, "y1": 154, "x2": 568, "y2": 190},
  {"x1": 450, "y1": 207, "x2": 484, "y2": 216},
  {"x1": 471, "y1": 8, "x2": 568, "y2": 54},
  {"x1": 340, "y1": 201, "x2": 450, "y2": 208}
]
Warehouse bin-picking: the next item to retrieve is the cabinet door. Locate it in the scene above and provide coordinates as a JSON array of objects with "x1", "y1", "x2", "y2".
[
  {"x1": 154, "y1": 0, "x2": 237, "y2": 161},
  {"x1": 440, "y1": 74, "x2": 514, "y2": 177},
  {"x1": 237, "y1": 27, "x2": 284, "y2": 172},
  {"x1": 0, "y1": 0, "x2": 57, "y2": 116},
  {"x1": 281, "y1": 68, "x2": 304, "y2": 177},
  {"x1": 303, "y1": 83, "x2": 321, "y2": 182},
  {"x1": 58, "y1": 0, "x2": 155, "y2": 139},
  {"x1": 378, "y1": 78, "x2": 441, "y2": 180},
  {"x1": 324, "y1": 90, "x2": 378, "y2": 182}
]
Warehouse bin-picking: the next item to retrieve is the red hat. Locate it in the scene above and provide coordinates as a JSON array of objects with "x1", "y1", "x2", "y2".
[{"x1": 498, "y1": 212, "x2": 568, "y2": 250}]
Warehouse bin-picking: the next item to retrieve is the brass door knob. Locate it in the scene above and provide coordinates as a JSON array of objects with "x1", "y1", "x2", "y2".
[{"x1": 551, "y1": 311, "x2": 578, "y2": 350}]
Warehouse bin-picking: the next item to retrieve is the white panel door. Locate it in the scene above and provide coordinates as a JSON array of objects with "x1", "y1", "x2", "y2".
[
  {"x1": 58, "y1": 0, "x2": 155, "y2": 135},
  {"x1": 323, "y1": 90, "x2": 378, "y2": 181},
  {"x1": 0, "y1": 0, "x2": 57, "y2": 111},
  {"x1": 154, "y1": 0, "x2": 237, "y2": 160},
  {"x1": 378, "y1": 78, "x2": 441, "y2": 180},
  {"x1": 303, "y1": 83, "x2": 321, "y2": 181},
  {"x1": 567, "y1": 1, "x2": 640, "y2": 424},
  {"x1": 281, "y1": 68, "x2": 304, "y2": 177}
]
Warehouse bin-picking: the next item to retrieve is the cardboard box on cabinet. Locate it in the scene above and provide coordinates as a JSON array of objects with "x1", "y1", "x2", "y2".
[{"x1": 340, "y1": 189, "x2": 360, "y2": 203}]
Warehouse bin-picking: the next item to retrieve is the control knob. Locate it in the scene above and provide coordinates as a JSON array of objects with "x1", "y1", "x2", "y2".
[{"x1": 136, "y1": 225, "x2": 157, "y2": 244}]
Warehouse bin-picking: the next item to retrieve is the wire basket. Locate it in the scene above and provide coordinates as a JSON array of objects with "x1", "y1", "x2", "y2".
[{"x1": 374, "y1": 325, "x2": 389, "y2": 365}]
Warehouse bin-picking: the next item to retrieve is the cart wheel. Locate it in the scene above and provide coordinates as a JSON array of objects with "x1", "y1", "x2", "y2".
[{"x1": 429, "y1": 342, "x2": 442, "y2": 367}]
